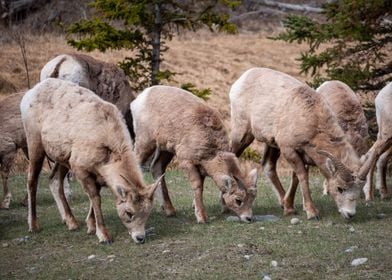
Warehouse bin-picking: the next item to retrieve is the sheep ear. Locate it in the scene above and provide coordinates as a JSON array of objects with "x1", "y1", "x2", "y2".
[
  {"x1": 221, "y1": 175, "x2": 233, "y2": 193},
  {"x1": 326, "y1": 158, "x2": 336, "y2": 176},
  {"x1": 248, "y1": 168, "x2": 258, "y2": 189},
  {"x1": 116, "y1": 185, "x2": 127, "y2": 202},
  {"x1": 147, "y1": 174, "x2": 164, "y2": 199}
]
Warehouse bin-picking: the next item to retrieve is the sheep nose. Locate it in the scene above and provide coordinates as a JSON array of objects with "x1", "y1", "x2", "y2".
[
  {"x1": 245, "y1": 216, "x2": 253, "y2": 223},
  {"x1": 136, "y1": 235, "x2": 145, "y2": 244}
]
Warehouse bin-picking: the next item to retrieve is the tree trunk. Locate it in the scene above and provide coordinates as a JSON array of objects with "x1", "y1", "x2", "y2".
[{"x1": 151, "y1": 2, "x2": 162, "y2": 86}]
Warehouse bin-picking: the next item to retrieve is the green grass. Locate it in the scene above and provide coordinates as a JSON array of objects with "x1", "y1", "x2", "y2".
[{"x1": 1, "y1": 170, "x2": 392, "y2": 279}]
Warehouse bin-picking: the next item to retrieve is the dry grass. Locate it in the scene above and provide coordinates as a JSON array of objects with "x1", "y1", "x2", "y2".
[{"x1": 0, "y1": 31, "x2": 307, "y2": 114}]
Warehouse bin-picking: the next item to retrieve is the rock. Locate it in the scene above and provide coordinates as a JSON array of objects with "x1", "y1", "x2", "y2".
[
  {"x1": 376, "y1": 213, "x2": 386, "y2": 219},
  {"x1": 271, "y1": 260, "x2": 278, "y2": 267},
  {"x1": 162, "y1": 250, "x2": 170, "y2": 254},
  {"x1": 226, "y1": 215, "x2": 279, "y2": 222},
  {"x1": 226, "y1": 216, "x2": 240, "y2": 222},
  {"x1": 107, "y1": 255, "x2": 116, "y2": 259},
  {"x1": 87, "y1": 254, "x2": 96, "y2": 260},
  {"x1": 290, "y1": 218, "x2": 300, "y2": 225},
  {"x1": 351, "y1": 258, "x2": 368, "y2": 266},
  {"x1": 237, "y1": 244, "x2": 245, "y2": 248},
  {"x1": 262, "y1": 273, "x2": 272, "y2": 280},
  {"x1": 2, "y1": 243, "x2": 9, "y2": 247},
  {"x1": 345, "y1": 246, "x2": 358, "y2": 253},
  {"x1": 348, "y1": 226, "x2": 355, "y2": 233},
  {"x1": 243, "y1": 254, "x2": 252, "y2": 260}
]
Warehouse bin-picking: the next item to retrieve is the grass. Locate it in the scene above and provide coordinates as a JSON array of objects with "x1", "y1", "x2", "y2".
[{"x1": 1, "y1": 170, "x2": 392, "y2": 279}]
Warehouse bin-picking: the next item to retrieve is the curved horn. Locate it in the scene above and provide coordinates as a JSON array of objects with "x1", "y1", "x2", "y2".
[
  {"x1": 233, "y1": 175, "x2": 246, "y2": 190},
  {"x1": 318, "y1": 150, "x2": 354, "y2": 182}
]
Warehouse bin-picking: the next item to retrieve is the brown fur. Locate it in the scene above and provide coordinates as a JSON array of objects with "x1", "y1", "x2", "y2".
[
  {"x1": 0, "y1": 91, "x2": 27, "y2": 208},
  {"x1": 317, "y1": 80, "x2": 368, "y2": 156},
  {"x1": 230, "y1": 68, "x2": 364, "y2": 220},
  {"x1": 131, "y1": 85, "x2": 258, "y2": 223},
  {"x1": 40, "y1": 53, "x2": 135, "y2": 135},
  {"x1": 21, "y1": 78, "x2": 159, "y2": 244}
]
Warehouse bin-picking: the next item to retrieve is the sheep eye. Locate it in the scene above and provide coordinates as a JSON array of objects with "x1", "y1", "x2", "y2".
[
  {"x1": 235, "y1": 199, "x2": 243, "y2": 207},
  {"x1": 337, "y1": 187, "x2": 344, "y2": 194}
]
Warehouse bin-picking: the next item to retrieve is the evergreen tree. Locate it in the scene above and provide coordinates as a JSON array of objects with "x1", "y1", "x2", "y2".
[
  {"x1": 273, "y1": 0, "x2": 392, "y2": 91},
  {"x1": 67, "y1": 0, "x2": 238, "y2": 91}
]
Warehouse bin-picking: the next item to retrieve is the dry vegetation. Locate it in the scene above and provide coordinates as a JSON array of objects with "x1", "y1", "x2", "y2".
[{"x1": 0, "y1": 30, "x2": 308, "y2": 114}]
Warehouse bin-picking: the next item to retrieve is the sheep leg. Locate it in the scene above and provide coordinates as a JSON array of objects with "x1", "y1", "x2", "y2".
[
  {"x1": 0, "y1": 147, "x2": 16, "y2": 209},
  {"x1": 86, "y1": 184, "x2": 102, "y2": 235},
  {"x1": 375, "y1": 148, "x2": 392, "y2": 199},
  {"x1": 181, "y1": 162, "x2": 207, "y2": 223},
  {"x1": 26, "y1": 146, "x2": 46, "y2": 232},
  {"x1": 281, "y1": 147, "x2": 319, "y2": 220},
  {"x1": 79, "y1": 175, "x2": 111, "y2": 243},
  {"x1": 150, "y1": 150, "x2": 176, "y2": 217},
  {"x1": 283, "y1": 171, "x2": 299, "y2": 215},
  {"x1": 363, "y1": 163, "x2": 375, "y2": 201},
  {"x1": 261, "y1": 146, "x2": 286, "y2": 207},
  {"x1": 230, "y1": 126, "x2": 254, "y2": 157},
  {"x1": 51, "y1": 165, "x2": 79, "y2": 231}
]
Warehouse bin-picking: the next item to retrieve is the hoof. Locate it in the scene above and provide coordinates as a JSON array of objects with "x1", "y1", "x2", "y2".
[
  {"x1": 99, "y1": 239, "x2": 113, "y2": 245},
  {"x1": 306, "y1": 212, "x2": 320, "y2": 220},
  {"x1": 67, "y1": 222, "x2": 79, "y2": 231},
  {"x1": 162, "y1": 206, "x2": 176, "y2": 217},
  {"x1": 283, "y1": 208, "x2": 296, "y2": 216},
  {"x1": 380, "y1": 192, "x2": 391, "y2": 200}
]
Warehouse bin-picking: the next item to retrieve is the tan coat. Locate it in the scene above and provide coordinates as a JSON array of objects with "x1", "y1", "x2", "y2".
[{"x1": 21, "y1": 78, "x2": 159, "y2": 244}]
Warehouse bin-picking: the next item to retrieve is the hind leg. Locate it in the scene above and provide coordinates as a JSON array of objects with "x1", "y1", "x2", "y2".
[
  {"x1": 375, "y1": 148, "x2": 392, "y2": 199},
  {"x1": 50, "y1": 165, "x2": 79, "y2": 230},
  {"x1": 26, "y1": 144, "x2": 46, "y2": 232},
  {"x1": 0, "y1": 145, "x2": 16, "y2": 209},
  {"x1": 150, "y1": 150, "x2": 176, "y2": 216},
  {"x1": 262, "y1": 146, "x2": 286, "y2": 207}
]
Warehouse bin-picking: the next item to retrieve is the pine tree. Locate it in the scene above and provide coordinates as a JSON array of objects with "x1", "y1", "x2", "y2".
[
  {"x1": 273, "y1": 0, "x2": 392, "y2": 91},
  {"x1": 67, "y1": 0, "x2": 238, "y2": 91}
]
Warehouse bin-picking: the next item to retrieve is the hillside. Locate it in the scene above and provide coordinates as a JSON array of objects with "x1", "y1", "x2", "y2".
[{"x1": 0, "y1": 31, "x2": 308, "y2": 116}]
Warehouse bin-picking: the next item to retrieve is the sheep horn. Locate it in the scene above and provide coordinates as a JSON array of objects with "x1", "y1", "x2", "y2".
[
  {"x1": 233, "y1": 175, "x2": 246, "y2": 190},
  {"x1": 317, "y1": 150, "x2": 354, "y2": 182}
]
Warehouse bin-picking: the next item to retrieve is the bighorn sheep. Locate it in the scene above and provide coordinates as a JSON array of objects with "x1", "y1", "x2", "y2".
[
  {"x1": 40, "y1": 53, "x2": 135, "y2": 134},
  {"x1": 230, "y1": 68, "x2": 366, "y2": 220},
  {"x1": 319, "y1": 81, "x2": 369, "y2": 194},
  {"x1": 21, "y1": 78, "x2": 161, "y2": 244},
  {"x1": 285, "y1": 80, "x2": 369, "y2": 197},
  {"x1": 131, "y1": 85, "x2": 258, "y2": 223},
  {"x1": 40, "y1": 53, "x2": 136, "y2": 221},
  {"x1": 0, "y1": 92, "x2": 27, "y2": 209},
  {"x1": 362, "y1": 82, "x2": 392, "y2": 200}
]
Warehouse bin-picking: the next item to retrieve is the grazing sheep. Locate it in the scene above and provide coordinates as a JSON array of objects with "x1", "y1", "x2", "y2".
[
  {"x1": 40, "y1": 53, "x2": 136, "y2": 221},
  {"x1": 21, "y1": 78, "x2": 160, "y2": 244},
  {"x1": 361, "y1": 82, "x2": 392, "y2": 200},
  {"x1": 0, "y1": 92, "x2": 27, "y2": 209},
  {"x1": 230, "y1": 68, "x2": 366, "y2": 220},
  {"x1": 131, "y1": 85, "x2": 258, "y2": 223},
  {"x1": 317, "y1": 81, "x2": 369, "y2": 195}
]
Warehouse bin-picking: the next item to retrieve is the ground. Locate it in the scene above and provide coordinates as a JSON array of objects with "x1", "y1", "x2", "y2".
[{"x1": 1, "y1": 171, "x2": 392, "y2": 279}]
